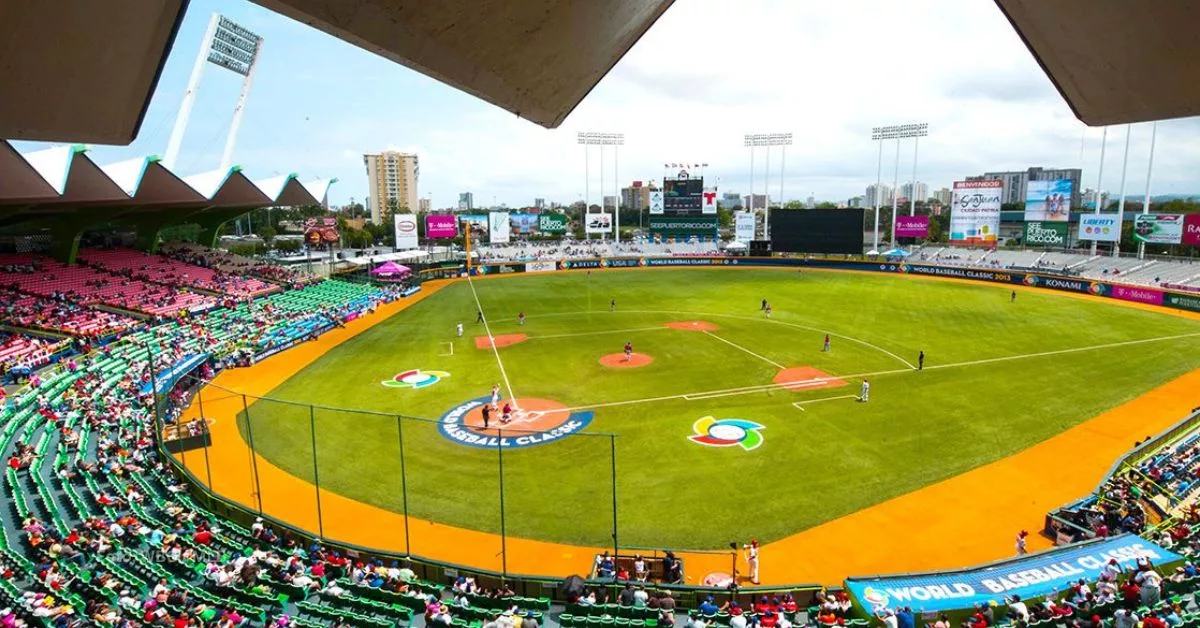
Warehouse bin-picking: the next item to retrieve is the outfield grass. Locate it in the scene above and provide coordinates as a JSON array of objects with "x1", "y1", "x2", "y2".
[{"x1": 235, "y1": 268, "x2": 1200, "y2": 549}]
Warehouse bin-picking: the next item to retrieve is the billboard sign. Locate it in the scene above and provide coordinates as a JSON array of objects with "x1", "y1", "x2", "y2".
[
  {"x1": 525, "y1": 261, "x2": 557, "y2": 273},
  {"x1": 648, "y1": 216, "x2": 719, "y2": 238},
  {"x1": 585, "y1": 212, "x2": 612, "y2": 235},
  {"x1": 1133, "y1": 214, "x2": 1184, "y2": 244},
  {"x1": 538, "y1": 213, "x2": 568, "y2": 233},
  {"x1": 663, "y1": 178, "x2": 703, "y2": 212},
  {"x1": 735, "y1": 212, "x2": 756, "y2": 242},
  {"x1": 393, "y1": 213, "x2": 419, "y2": 250},
  {"x1": 649, "y1": 190, "x2": 665, "y2": 215},
  {"x1": 489, "y1": 212, "x2": 511, "y2": 244},
  {"x1": 1022, "y1": 221, "x2": 1069, "y2": 247},
  {"x1": 1112, "y1": 285, "x2": 1164, "y2": 306},
  {"x1": 1024, "y1": 179, "x2": 1073, "y2": 222},
  {"x1": 303, "y1": 217, "x2": 340, "y2": 246},
  {"x1": 702, "y1": 188, "x2": 718, "y2": 214},
  {"x1": 950, "y1": 180, "x2": 1002, "y2": 246},
  {"x1": 510, "y1": 213, "x2": 539, "y2": 234},
  {"x1": 461, "y1": 214, "x2": 488, "y2": 240},
  {"x1": 894, "y1": 215, "x2": 929, "y2": 238},
  {"x1": 846, "y1": 535, "x2": 1181, "y2": 614},
  {"x1": 424, "y1": 215, "x2": 458, "y2": 239},
  {"x1": 1078, "y1": 214, "x2": 1120, "y2": 242},
  {"x1": 1184, "y1": 213, "x2": 1200, "y2": 246}
]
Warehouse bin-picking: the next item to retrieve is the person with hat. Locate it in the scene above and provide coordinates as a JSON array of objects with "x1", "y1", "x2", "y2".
[
  {"x1": 1015, "y1": 530, "x2": 1028, "y2": 555},
  {"x1": 743, "y1": 539, "x2": 760, "y2": 584}
]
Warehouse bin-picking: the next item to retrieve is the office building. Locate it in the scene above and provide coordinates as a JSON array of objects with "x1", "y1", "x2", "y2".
[
  {"x1": 743, "y1": 194, "x2": 768, "y2": 210},
  {"x1": 967, "y1": 167, "x2": 1082, "y2": 207},
  {"x1": 847, "y1": 196, "x2": 866, "y2": 209},
  {"x1": 458, "y1": 192, "x2": 474, "y2": 211},
  {"x1": 900, "y1": 182, "x2": 929, "y2": 203},
  {"x1": 1082, "y1": 188, "x2": 1111, "y2": 209},
  {"x1": 865, "y1": 184, "x2": 892, "y2": 208},
  {"x1": 721, "y1": 192, "x2": 742, "y2": 208},
  {"x1": 363, "y1": 151, "x2": 419, "y2": 224},
  {"x1": 621, "y1": 181, "x2": 653, "y2": 211},
  {"x1": 534, "y1": 198, "x2": 546, "y2": 210},
  {"x1": 418, "y1": 198, "x2": 431, "y2": 213},
  {"x1": 933, "y1": 187, "x2": 952, "y2": 206},
  {"x1": 603, "y1": 195, "x2": 618, "y2": 210}
]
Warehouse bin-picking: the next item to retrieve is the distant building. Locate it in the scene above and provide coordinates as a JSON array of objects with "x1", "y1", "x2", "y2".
[
  {"x1": 534, "y1": 198, "x2": 546, "y2": 210},
  {"x1": 847, "y1": 196, "x2": 866, "y2": 208},
  {"x1": 1082, "y1": 188, "x2": 1111, "y2": 209},
  {"x1": 967, "y1": 167, "x2": 1082, "y2": 207},
  {"x1": 603, "y1": 195, "x2": 618, "y2": 210},
  {"x1": 458, "y1": 192, "x2": 474, "y2": 211},
  {"x1": 933, "y1": 187, "x2": 952, "y2": 206},
  {"x1": 621, "y1": 181, "x2": 651, "y2": 211},
  {"x1": 418, "y1": 198, "x2": 431, "y2": 213},
  {"x1": 363, "y1": 151, "x2": 419, "y2": 224},
  {"x1": 721, "y1": 192, "x2": 742, "y2": 208},
  {"x1": 805, "y1": 195, "x2": 816, "y2": 209},
  {"x1": 901, "y1": 182, "x2": 929, "y2": 203},
  {"x1": 743, "y1": 194, "x2": 768, "y2": 210},
  {"x1": 865, "y1": 184, "x2": 892, "y2": 207}
]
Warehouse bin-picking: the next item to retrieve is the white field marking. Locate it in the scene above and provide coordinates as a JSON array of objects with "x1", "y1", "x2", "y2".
[
  {"x1": 536, "y1": 331, "x2": 1200, "y2": 414},
  {"x1": 793, "y1": 395, "x2": 860, "y2": 412},
  {"x1": 465, "y1": 276, "x2": 519, "y2": 408},
  {"x1": 526, "y1": 326, "x2": 669, "y2": 341},
  {"x1": 439, "y1": 342, "x2": 454, "y2": 357},
  {"x1": 701, "y1": 330, "x2": 786, "y2": 369},
  {"x1": 521, "y1": 309, "x2": 916, "y2": 369}
]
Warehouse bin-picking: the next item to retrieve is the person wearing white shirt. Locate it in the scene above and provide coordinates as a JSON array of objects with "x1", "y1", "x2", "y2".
[{"x1": 1006, "y1": 596, "x2": 1029, "y2": 622}]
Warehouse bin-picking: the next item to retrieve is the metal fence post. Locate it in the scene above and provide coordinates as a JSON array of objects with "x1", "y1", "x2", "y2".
[
  {"x1": 309, "y1": 405, "x2": 325, "y2": 540},
  {"x1": 611, "y1": 434, "x2": 619, "y2": 559},
  {"x1": 396, "y1": 416, "x2": 412, "y2": 556},
  {"x1": 241, "y1": 394, "x2": 264, "y2": 514}
]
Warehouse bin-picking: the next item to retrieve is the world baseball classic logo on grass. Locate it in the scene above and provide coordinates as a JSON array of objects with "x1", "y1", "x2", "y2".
[
  {"x1": 381, "y1": 369, "x2": 450, "y2": 389},
  {"x1": 688, "y1": 417, "x2": 765, "y2": 451},
  {"x1": 438, "y1": 396, "x2": 594, "y2": 449}
]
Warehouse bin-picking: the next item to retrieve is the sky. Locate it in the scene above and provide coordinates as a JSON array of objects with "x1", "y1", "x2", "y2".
[{"x1": 13, "y1": 0, "x2": 1200, "y2": 208}]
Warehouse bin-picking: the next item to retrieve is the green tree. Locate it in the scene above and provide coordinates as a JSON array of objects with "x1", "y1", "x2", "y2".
[
  {"x1": 784, "y1": 200, "x2": 806, "y2": 209},
  {"x1": 259, "y1": 226, "x2": 277, "y2": 246}
]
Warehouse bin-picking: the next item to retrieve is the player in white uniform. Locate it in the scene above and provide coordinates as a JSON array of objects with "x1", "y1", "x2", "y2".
[
  {"x1": 860, "y1": 379, "x2": 870, "y2": 402},
  {"x1": 743, "y1": 539, "x2": 760, "y2": 584},
  {"x1": 456, "y1": 322, "x2": 463, "y2": 337},
  {"x1": 490, "y1": 383, "x2": 501, "y2": 408}
]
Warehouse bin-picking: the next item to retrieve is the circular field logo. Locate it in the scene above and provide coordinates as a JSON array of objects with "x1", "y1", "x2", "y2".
[
  {"x1": 382, "y1": 369, "x2": 450, "y2": 389},
  {"x1": 688, "y1": 416, "x2": 765, "y2": 451},
  {"x1": 438, "y1": 396, "x2": 594, "y2": 449}
]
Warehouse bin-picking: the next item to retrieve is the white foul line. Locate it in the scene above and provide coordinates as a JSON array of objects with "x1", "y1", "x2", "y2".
[
  {"x1": 465, "y1": 276, "x2": 519, "y2": 407},
  {"x1": 701, "y1": 330, "x2": 786, "y2": 369},
  {"x1": 793, "y1": 395, "x2": 860, "y2": 412},
  {"x1": 922, "y1": 331, "x2": 1200, "y2": 371}
]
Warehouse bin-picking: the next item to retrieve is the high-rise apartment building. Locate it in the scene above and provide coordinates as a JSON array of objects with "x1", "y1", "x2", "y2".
[
  {"x1": 865, "y1": 184, "x2": 892, "y2": 208},
  {"x1": 933, "y1": 187, "x2": 952, "y2": 206},
  {"x1": 418, "y1": 198, "x2": 431, "y2": 213},
  {"x1": 458, "y1": 192, "x2": 474, "y2": 211},
  {"x1": 620, "y1": 181, "x2": 652, "y2": 211},
  {"x1": 363, "y1": 151, "x2": 419, "y2": 224},
  {"x1": 900, "y1": 182, "x2": 929, "y2": 203}
]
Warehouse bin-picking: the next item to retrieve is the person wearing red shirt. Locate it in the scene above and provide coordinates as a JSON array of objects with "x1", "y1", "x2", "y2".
[
  {"x1": 192, "y1": 528, "x2": 213, "y2": 545},
  {"x1": 1144, "y1": 613, "x2": 1168, "y2": 628},
  {"x1": 1121, "y1": 581, "x2": 1141, "y2": 607},
  {"x1": 760, "y1": 612, "x2": 779, "y2": 628}
]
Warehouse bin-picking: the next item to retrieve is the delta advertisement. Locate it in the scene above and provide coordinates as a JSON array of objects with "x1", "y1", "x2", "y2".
[
  {"x1": 735, "y1": 212, "x2": 756, "y2": 242},
  {"x1": 585, "y1": 212, "x2": 613, "y2": 235},
  {"x1": 894, "y1": 215, "x2": 929, "y2": 238},
  {"x1": 1025, "y1": 179, "x2": 1073, "y2": 222},
  {"x1": 1078, "y1": 214, "x2": 1120, "y2": 242},
  {"x1": 1023, "y1": 221, "x2": 1069, "y2": 247},
  {"x1": 846, "y1": 535, "x2": 1182, "y2": 614},
  {"x1": 424, "y1": 215, "x2": 458, "y2": 239},
  {"x1": 538, "y1": 213, "x2": 568, "y2": 233},
  {"x1": 488, "y1": 212, "x2": 511, "y2": 244},
  {"x1": 510, "y1": 213, "x2": 540, "y2": 234},
  {"x1": 950, "y1": 180, "x2": 1002, "y2": 246},
  {"x1": 1134, "y1": 214, "x2": 1184, "y2": 244},
  {"x1": 393, "y1": 213, "x2": 419, "y2": 250}
]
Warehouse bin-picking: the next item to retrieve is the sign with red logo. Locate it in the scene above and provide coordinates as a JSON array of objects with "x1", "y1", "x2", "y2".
[
  {"x1": 702, "y1": 189, "x2": 718, "y2": 215},
  {"x1": 1183, "y1": 213, "x2": 1200, "y2": 246}
]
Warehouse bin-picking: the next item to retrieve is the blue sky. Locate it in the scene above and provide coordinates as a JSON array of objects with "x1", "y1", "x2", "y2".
[{"x1": 12, "y1": 0, "x2": 1200, "y2": 208}]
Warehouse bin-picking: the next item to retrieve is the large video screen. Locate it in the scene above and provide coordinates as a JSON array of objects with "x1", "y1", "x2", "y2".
[
  {"x1": 770, "y1": 208, "x2": 864, "y2": 254},
  {"x1": 663, "y1": 178, "x2": 703, "y2": 212}
]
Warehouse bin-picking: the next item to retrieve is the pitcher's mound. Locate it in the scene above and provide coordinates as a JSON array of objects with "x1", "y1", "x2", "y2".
[
  {"x1": 600, "y1": 353, "x2": 654, "y2": 368},
  {"x1": 773, "y1": 366, "x2": 847, "y2": 391},
  {"x1": 665, "y1": 320, "x2": 719, "y2": 332},
  {"x1": 475, "y1": 334, "x2": 527, "y2": 349}
]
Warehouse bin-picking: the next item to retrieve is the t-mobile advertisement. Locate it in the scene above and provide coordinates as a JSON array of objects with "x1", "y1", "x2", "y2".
[
  {"x1": 425, "y1": 215, "x2": 458, "y2": 239},
  {"x1": 894, "y1": 215, "x2": 930, "y2": 238},
  {"x1": 1111, "y1": 285, "x2": 1164, "y2": 305}
]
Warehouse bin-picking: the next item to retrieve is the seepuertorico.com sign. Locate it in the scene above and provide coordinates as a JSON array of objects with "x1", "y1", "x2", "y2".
[
  {"x1": 845, "y1": 535, "x2": 1181, "y2": 614},
  {"x1": 1024, "y1": 221, "x2": 1068, "y2": 247}
]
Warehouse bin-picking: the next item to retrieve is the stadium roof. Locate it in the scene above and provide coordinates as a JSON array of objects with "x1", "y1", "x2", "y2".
[
  {"x1": 0, "y1": 1, "x2": 1192, "y2": 144},
  {"x1": 0, "y1": 140, "x2": 335, "y2": 228}
]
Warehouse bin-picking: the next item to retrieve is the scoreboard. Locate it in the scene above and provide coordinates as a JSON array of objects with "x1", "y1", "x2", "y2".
[{"x1": 663, "y1": 178, "x2": 703, "y2": 213}]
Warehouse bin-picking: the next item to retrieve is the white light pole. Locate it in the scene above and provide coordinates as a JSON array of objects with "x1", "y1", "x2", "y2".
[
  {"x1": 1138, "y1": 121, "x2": 1158, "y2": 260},
  {"x1": 1090, "y1": 127, "x2": 1109, "y2": 256},
  {"x1": 578, "y1": 132, "x2": 624, "y2": 240},
  {"x1": 1113, "y1": 124, "x2": 1132, "y2": 257},
  {"x1": 872, "y1": 123, "x2": 928, "y2": 250},
  {"x1": 744, "y1": 133, "x2": 792, "y2": 240}
]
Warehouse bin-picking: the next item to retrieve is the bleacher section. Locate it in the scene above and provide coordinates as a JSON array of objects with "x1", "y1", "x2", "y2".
[
  {"x1": 162, "y1": 242, "x2": 313, "y2": 286},
  {"x1": 80, "y1": 247, "x2": 278, "y2": 299},
  {"x1": 1, "y1": 287, "x2": 139, "y2": 338}
]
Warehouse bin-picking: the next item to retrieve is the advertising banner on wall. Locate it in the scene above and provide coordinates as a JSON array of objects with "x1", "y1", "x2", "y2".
[
  {"x1": 510, "y1": 213, "x2": 539, "y2": 234},
  {"x1": 585, "y1": 212, "x2": 612, "y2": 235},
  {"x1": 393, "y1": 213, "x2": 419, "y2": 250},
  {"x1": 894, "y1": 215, "x2": 929, "y2": 238},
  {"x1": 1184, "y1": 213, "x2": 1200, "y2": 246},
  {"x1": 735, "y1": 212, "x2": 756, "y2": 242},
  {"x1": 424, "y1": 215, "x2": 458, "y2": 239},
  {"x1": 702, "y1": 188, "x2": 718, "y2": 214},
  {"x1": 845, "y1": 535, "x2": 1180, "y2": 614},
  {"x1": 488, "y1": 212, "x2": 511, "y2": 244},
  {"x1": 1078, "y1": 214, "x2": 1120, "y2": 242},
  {"x1": 648, "y1": 215, "x2": 719, "y2": 238},
  {"x1": 525, "y1": 261, "x2": 557, "y2": 273},
  {"x1": 950, "y1": 180, "x2": 1002, "y2": 246},
  {"x1": 538, "y1": 213, "x2": 568, "y2": 233},
  {"x1": 1025, "y1": 179, "x2": 1073, "y2": 222},
  {"x1": 1023, "y1": 221, "x2": 1069, "y2": 247},
  {"x1": 1133, "y1": 214, "x2": 1184, "y2": 244},
  {"x1": 649, "y1": 190, "x2": 664, "y2": 215}
]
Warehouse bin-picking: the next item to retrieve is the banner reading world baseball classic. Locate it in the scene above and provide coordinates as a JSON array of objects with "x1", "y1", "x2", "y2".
[
  {"x1": 950, "y1": 180, "x2": 1002, "y2": 246},
  {"x1": 1078, "y1": 214, "x2": 1120, "y2": 242},
  {"x1": 845, "y1": 535, "x2": 1182, "y2": 614}
]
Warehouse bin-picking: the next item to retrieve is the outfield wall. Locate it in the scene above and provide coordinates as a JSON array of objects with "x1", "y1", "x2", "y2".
[{"x1": 470, "y1": 256, "x2": 1200, "y2": 315}]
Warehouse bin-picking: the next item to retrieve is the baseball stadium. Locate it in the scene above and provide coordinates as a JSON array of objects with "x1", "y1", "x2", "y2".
[{"x1": 3, "y1": 2, "x2": 1200, "y2": 628}]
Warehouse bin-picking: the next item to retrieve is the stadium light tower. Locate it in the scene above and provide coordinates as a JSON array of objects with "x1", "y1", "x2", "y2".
[
  {"x1": 744, "y1": 133, "x2": 792, "y2": 240},
  {"x1": 870, "y1": 123, "x2": 927, "y2": 251},
  {"x1": 578, "y1": 132, "x2": 624, "y2": 240},
  {"x1": 164, "y1": 14, "x2": 264, "y2": 171}
]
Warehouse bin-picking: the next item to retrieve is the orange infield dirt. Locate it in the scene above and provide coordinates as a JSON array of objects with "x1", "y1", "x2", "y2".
[
  {"x1": 599, "y1": 353, "x2": 654, "y2": 368},
  {"x1": 664, "y1": 320, "x2": 720, "y2": 332},
  {"x1": 174, "y1": 274, "x2": 1200, "y2": 586},
  {"x1": 460, "y1": 398, "x2": 567, "y2": 431},
  {"x1": 474, "y1": 333, "x2": 527, "y2": 349},
  {"x1": 772, "y1": 367, "x2": 847, "y2": 391}
]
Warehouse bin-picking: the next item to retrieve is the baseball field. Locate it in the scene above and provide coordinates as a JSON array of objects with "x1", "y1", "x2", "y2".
[{"x1": 216, "y1": 267, "x2": 1200, "y2": 556}]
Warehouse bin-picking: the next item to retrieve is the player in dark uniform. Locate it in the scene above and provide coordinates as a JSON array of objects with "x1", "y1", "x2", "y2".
[
  {"x1": 476, "y1": 309, "x2": 485, "y2": 323},
  {"x1": 481, "y1": 404, "x2": 492, "y2": 429},
  {"x1": 624, "y1": 340, "x2": 633, "y2": 362}
]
